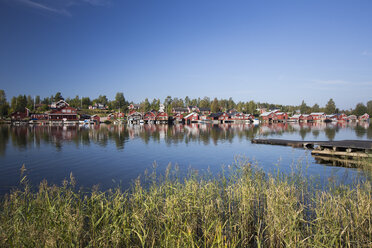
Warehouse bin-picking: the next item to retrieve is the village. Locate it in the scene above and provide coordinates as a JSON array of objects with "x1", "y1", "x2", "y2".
[{"x1": 7, "y1": 99, "x2": 370, "y2": 125}]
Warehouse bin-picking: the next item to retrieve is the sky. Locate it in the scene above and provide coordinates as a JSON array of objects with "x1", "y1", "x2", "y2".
[{"x1": 0, "y1": 0, "x2": 371, "y2": 110}]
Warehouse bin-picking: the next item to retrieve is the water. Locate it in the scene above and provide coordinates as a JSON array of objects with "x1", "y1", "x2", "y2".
[{"x1": 0, "y1": 122, "x2": 371, "y2": 195}]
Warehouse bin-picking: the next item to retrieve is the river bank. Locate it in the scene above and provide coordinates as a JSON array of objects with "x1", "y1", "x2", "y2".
[{"x1": 1, "y1": 164, "x2": 370, "y2": 247}]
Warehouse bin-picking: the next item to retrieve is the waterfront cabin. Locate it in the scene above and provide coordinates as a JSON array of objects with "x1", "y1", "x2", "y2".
[
  {"x1": 218, "y1": 112, "x2": 231, "y2": 123},
  {"x1": 156, "y1": 112, "x2": 169, "y2": 123},
  {"x1": 184, "y1": 112, "x2": 199, "y2": 123},
  {"x1": 144, "y1": 111, "x2": 156, "y2": 123},
  {"x1": 310, "y1": 112, "x2": 326, "y2": 122},
  {"x1": 275, "y1": 112, "x2": 288, "y2": 122},
  {"x1": 128, "y1": 112, "x2": 143, "y2": 124},
  {"x1": 347, "y1": 115, "x2": 357, "y2": 122},
  {"x1": 48, "y1": 106, "x2": 78, "y2": 121},
  {"x1": 207, "y1": 112, "x2": 223, "y2": 122},
  {"x1": 11, "y1": 108, "x2": 31, "y2": 121},
  {"x1": 358, "y1": 113, "x2": 369, "y2": 121},
  {"x1": 173, "y1": 113, "x2": 184, "y2": 123},
  {"x1": 289, "y1": 114, "x2": 301, "y2": 122},
  {"x1": 299, "y1": 114, "x2": 313, "y2": 123},
  {"x1": 325, "y1": 114, "x2": 338, "y2": 122},
  {"x1": 337, "y1": 113, "x2": 348, "y2": 121},
  {"x1": 260, "y1": 111, "x2": 277, "y2": 122}
]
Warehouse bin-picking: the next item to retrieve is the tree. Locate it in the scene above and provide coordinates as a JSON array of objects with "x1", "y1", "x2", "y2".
[
  {"x1": 151, "y1": 98, "x2": 160, "y2": 111},
  {"x1": 227, "y1": 97, "x2": 235, "y2": 109},
  {"x1": 140, "y1": 98, "x2": 151, "y2": 112},
  {"x1": 353, "y1": 103, "x2": 367, "y2": 116},
  {"x1": 311, "y1": 103, "x2": 320, "y2": 113},
  {"x1": 367, "y1": 100, "x2": 372, "y2": 116},
  {"x1": 114, "y1": 92, "x2": 127, "y2": 111},
  {"x1": 54, "y1": 92, "x2": 63, "y2": 101},
  {"x1": 199, "y1": 97, "x2": 210, "y2": 108},
  {"x1": 211, "y1": 98, "x2": 219, "y2": 113},
  {"x1": 324, "y1": 98, "x2": 336, "y2": 114},
  {"x1": 81, "y1": 97, "x2": 91, "y2": 109},
  {"x1": 0, "y1": 90, "x2": 9, "y2": 118},
  {"x1": 299, "y1": 100, "x2": 309, "y2": 114},
  {"x1": 184, "y1": 96, "x2": 190, "y2": 107},
  {"x1": 94, "y1": 95, "x2": 108, "y2": 106}
]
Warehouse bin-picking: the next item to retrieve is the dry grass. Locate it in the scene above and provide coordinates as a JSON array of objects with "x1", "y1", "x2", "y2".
[{"x1": 0, "y1": 163, "x2": 371, "y2": 247}]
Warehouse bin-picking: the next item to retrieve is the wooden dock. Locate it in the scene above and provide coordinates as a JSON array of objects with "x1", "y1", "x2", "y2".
[{"x1": 251, "y1": 139, "x2": 372, "y2": 160}]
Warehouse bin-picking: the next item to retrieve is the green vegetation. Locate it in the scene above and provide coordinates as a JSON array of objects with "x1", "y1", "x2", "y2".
[{"x1": 1, "y1": 163, "x2": 371, "y2": 247}]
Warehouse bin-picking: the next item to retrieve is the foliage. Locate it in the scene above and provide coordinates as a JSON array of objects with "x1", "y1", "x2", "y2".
[
  {"x1": 353, "y1": 103, "x2": 367, "y2": 116},
  {"x1": 1, "y1": 163, "x2": 370, "y2": 247},
  {"x1": 325, "y1": 98, "x2": 336, "y2": 114}
]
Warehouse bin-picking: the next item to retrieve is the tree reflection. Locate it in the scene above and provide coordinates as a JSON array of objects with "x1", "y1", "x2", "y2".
[{"x1": 0, "y1": 122, "x2": 369, "y2": 153}]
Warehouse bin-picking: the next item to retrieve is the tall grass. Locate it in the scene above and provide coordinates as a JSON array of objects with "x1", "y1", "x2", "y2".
[{"x1": 0, "y1": 163, "x2": 371, "y2": 247}]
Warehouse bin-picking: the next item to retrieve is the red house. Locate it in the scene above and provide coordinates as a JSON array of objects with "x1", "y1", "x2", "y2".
[
  {"x1": 358, "y1": 113, "x2": 369, "y2": 121},
  {"x1": 48, "y1": 106, "x2": 78, "y2": 121},
  {"x1": 299, "y1": 114, "x2": 313, "y2": 122},
  {"x1": 275, "y1": 112, "x2": 288, "y2": 121},
  {"x1": 31, "y1": 113, "x2": 48, "y2": 120},
  {"x1": 310, "y1": 112, "x2": 325, "y2": 122},
  {"x1": 144, "y1": 111, "x2": 156, "y2": 121},
  {"x1": 348, "y1": 115, "x2": 357, "y2": 122},
  {"x1": 218, "y1": 112, "x2": 230, "y2": 121},
  {"x1": 156, "y1": 112, "x2": 168, "y2": 122},
  {"x1": 11, "y1": 108, "x2": 31, "y2": 120},
  {"x1": 184, "y1": 112, "x2": 199, "y2": 122},
  {"x1": 260, "y1": 112, "x2": 277, "y2": 122},
  {"x1": 337, "y1": 113, "x2": 348, "y2": 121}
]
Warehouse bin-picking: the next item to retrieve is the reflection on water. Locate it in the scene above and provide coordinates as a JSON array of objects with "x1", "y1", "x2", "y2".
[
  {"x1": 0, "y1": 122, "x2": 371, "y2": 154},
  {"x1": 0, "y1": 122, "x2": 371, "y2": 195}
]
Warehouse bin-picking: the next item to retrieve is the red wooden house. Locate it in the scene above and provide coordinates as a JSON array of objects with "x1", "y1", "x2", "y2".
[
  {"x1": 299, "y1": 114, "x2": 313, "y2": 122},
  {"x1": 358, "y1": 113, "x2": 369, "y2": 121},
  {"x1": 31, "y1": 113, "x2": 48, "y2": 120},
  {"x1": 310, "y1": 112, "x2": 325, "y2": 122},
  {"x1": 275, "y1": 112, "x2": 288, "y2": 121},
  {"x1": 91, "y1": 115, "x2": 101, "y2": 124},
  {"x1": 337, "y1": 113, "x2": 348, "y2": 121},
  {"x1": 218, "y1": 112, "x2": 230, "y2": 121},
  {"x1": 172, "y1": 107, "x2": 188, "y2": 114},
  {"x1": 184, "y1": 112, "x2": 199, "y2": 122},
  {"x1": 260, "y1": 112, "x2": 277, "y2": 122},
  {"x1": 48, "y1": 106, "x2": 78, "y2": 121},
  {"x1": 11, "y1": 108, "x2": 31, "y2": 120},
  {"x1": 144, "y1": 111, "x2": 156, "y2": 121},
  {"x1": 156, "y1": 112, "x2": 168, "y2": 122}
]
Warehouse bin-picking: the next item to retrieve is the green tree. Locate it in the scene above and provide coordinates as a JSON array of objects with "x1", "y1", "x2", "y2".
[
  {"x1": 0, "y1": 90, "x2": 9, "y2": 118},
  {"x1": 81, "y1": 97, "x2": 91, "y2": 109},
  {"x1": 199, "y1": 97, "x2": 210, "y2": 108},
  {"x1": 54, "y1": 92, "x2": 63, "y2": 101},
  {"x1": 211, "y1": 98, "x2": 220, "y2": 113},
  {"x1": 227, "y1": 97, "x2": 235, "y2": 109},
  {"x1": 140, "y1": 98, "x2": 151, "y2": 112},
  {"x1": 184, "y1": 96, "x2": 190, "y2": 107},
  {"x1": 35, "y1": 95, "x2": 40, "y2": 105},
  {"x1": 324, "y1": 98, "x2": 336, "y2": 114},
  {"x1": 311, "y1": 103, "x2": 320, "y2": 113},
  {"x1": 367, "y1": 100, "x2": 372, "y2": 116},
  {"x1": 353, "y1": 103, "x2": 367, "y2": 116},
  {"x1": 299, "y1": 100, "x2": 309, "y2": 114},
  {"x1": 114, "y1": 92, "x2": 127, "y2": 111},
  {"x1": 150, "y1": 98, "x2": 160, "y2": 111}
]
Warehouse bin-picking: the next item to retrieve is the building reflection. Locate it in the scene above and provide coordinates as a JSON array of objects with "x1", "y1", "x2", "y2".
[{"x1": 0, "y1": 122, "x2": 370, "y2": 154}]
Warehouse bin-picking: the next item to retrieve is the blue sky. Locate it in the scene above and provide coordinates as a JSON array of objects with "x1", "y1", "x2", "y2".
[{"x1": 0, "y1": 0, "x2": 371, "y2": 109}]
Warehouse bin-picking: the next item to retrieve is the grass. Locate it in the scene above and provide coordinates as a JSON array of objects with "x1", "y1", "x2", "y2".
[{"x1": 0, "y1": 162, "x2": 371, "y2": 248}]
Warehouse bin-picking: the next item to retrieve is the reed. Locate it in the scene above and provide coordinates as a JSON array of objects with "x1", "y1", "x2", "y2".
[{"x1": 0, "y1": 163, "x2": 371, "y2": 247}]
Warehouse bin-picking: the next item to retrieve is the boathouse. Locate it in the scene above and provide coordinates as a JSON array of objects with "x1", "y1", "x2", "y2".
[
  {"x1": 172, "y1": 107, "x2": 188, "y2": 114},
  {"x1": 184, "y1": 112, "x2": 199, "y2": 123},
  {"x1": 310, "y1": 112, "x2": 325, "y2": 122},
  {"x1": 144, "y1": 111, "x2": 156, "y2": 122},
  {"x1": 48, "y1": 106, "x2": 78, "y2": 121},
  {"x1": 358, "y1": 113, "x2": 369, "y2": 121},
  {"x1": 11, "y1": 108, "x2": 31, "y2": 120},
  {"x1": 156, "y1": 112, "x2": 168, "y2": 122}
]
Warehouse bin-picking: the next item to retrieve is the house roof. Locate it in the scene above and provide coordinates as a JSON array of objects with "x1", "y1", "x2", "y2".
[
  {"x1": 310, "y1": 112, "x2": 325, "y2": 115},
  {"x1": 185, "y1": 112, "x2": 198, "y2": 119},
  {"x1": 260, "y1": 111, "x2": 273, "y2": 117},
  {"x1": 208, "y1": 112, "x2": 223, "y2": 118}
]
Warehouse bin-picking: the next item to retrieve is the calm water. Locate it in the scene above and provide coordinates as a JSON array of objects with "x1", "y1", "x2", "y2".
[{"x1": 0, "y1": 122, "x2": 371, "y2": 194}]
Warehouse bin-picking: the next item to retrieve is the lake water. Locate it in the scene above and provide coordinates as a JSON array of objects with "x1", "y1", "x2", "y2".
[{"x1": 0, "y1": 122, "x2": 371, "y2": 195}]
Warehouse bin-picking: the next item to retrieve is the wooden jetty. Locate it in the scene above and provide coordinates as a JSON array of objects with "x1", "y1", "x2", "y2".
[{"x1": 252, "y1": 139, "x2": 372, "y2": 160}]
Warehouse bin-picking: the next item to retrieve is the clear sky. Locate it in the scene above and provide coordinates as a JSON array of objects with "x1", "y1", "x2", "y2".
[{"x1": 0, "y1": 0, "x2": 371, "y2": 109}]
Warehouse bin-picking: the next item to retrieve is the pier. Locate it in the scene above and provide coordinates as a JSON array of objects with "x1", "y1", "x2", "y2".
[{"x1": 251, "y1": 139, "x2": 372, "y2": 161}]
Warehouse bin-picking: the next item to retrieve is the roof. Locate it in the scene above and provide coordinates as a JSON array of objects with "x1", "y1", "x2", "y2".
[
  {"x1": 260, "y1": 111, "x2": 273, "y2": 117},
  {"x1": 290, "y1": 114, "x2": 301, "y2": 118},
  {"x1": 185, "y1": 112, "x2": 198, "y2": 119},
  {"x1": 310, "y1": 112, "x2": 325, "y2": 115},
  {"x1": 208, "y1": 112, "x2": 223, "y2": 118},
  {"x1": 198, "y1": 107, "x2": 210, "y2": 111}
]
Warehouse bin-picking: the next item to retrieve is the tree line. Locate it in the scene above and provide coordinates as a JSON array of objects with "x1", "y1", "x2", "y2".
[{"x1": 0, "y1": 89, "x2": 371, "y2": 118}]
